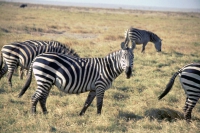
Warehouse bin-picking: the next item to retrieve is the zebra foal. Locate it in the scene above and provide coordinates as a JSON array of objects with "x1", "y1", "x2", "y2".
[
  {"x1": 124, "y1": 27, "x2": 162, "y2": 52},
  {"x1": 158, "y1": 63, "x2": 200, "y2": 122},
  {"x1": 0, "y1": 40, "x2": 79, "y2": 87},
  {"x1": 18, "y1": 42, "x2": 135, "y2": 115}
]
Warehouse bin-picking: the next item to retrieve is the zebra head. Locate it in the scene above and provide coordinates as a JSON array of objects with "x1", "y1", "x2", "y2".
[
  {"x1": 150, "y1": 32, "x2": 162, "y2": 52},
  {"x1": 154, "y1": 39, "x2": 162, "y2": 52},
  {"x1": 120, "y1": 41, "x2": 134, "y2": 79}
]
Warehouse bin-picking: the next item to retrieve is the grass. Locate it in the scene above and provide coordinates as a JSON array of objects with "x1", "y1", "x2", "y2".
[{"x1": 0, "y1": 1, "x2": 200, "y2": 133}]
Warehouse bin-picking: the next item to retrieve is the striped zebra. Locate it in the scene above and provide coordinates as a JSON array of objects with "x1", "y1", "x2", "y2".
[
  {"x1": 124, "y1": 27, "x2": 162, "y2": 52},
  {"x1": 0, "y1": 40, "x2": 79, "y2": 87},
  {"x1": 14, "y1": 40, "x2": 77, "y2": 79},
  {"x1": 18, "y1": 42, "x2": 135, "y2": 115},
  {"x1": 158, "y1": 63, "x2": 200, "y2": 122}
]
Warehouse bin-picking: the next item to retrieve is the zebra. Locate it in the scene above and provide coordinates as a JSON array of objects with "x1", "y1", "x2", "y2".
[
  {"x1": 20, "y1": 4, "x2": 27, "y2": 8},
  {"x1": 15, "y1": 40, "x2": 77, "y2": 79},
  {"x1": 158, "y1": 63, "x2": 200, "y2": 122},
  {"x1": 0, "y1": 41, "x2": 79, "y2": 87},
  {"x1": 18, "y1": 42, "x2": 135, "y2": 115},
  {"x1": 124, "y1": 27, "x2": 162, "y2": 52}
]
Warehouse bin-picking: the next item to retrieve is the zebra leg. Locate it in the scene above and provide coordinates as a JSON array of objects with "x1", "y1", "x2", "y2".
[
  {"x1": 31, "y1": 89, "x2": 47, "y2": 114},
  {"x1": 0, "y1": 64, "x2": 8, "y2": 79},
  {"x1": 79, "y1": 90, "x2": 96, "y2": 116},
  {"x1": 19, "y1": 67, "x2": 24, "y2": 80},
  {"x1": 141, "y1": 42, "x2": 148, "y2": 53},
  {"x1": 39, "y1": 95, "x2": 48, "y2": 114},
  {"x1": 96, "y1": 90, "x2": 105, "y2": 114},
  {"x1": 7, "y1": 71, "x2": 14, "y2": 88},
  {"x1": 183, "y1": 97, "x2": 189, "y2": 112},
  {"x1": 31, "y1": 93, "x2": 40, "y2": 114},
  {"x1": 183, "y1": 98, "x2": 197, "y2": 122}
]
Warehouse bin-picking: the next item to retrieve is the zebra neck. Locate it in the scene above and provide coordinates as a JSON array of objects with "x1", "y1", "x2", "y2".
[
  {"x1": 104, "y1": 51, "x2": 123, "y2": 79},
  {"x1": 148, "y1": 31, "x2": 159, "y2": 43}
]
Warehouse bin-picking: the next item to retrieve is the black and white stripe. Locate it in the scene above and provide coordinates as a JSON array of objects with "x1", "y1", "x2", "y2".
[
  {"x1": 18, "y1": 42, "x2": 135, "y2": 115},
  {"x1": 0, "y1": 40, "x2": 79, "y2": 87},
  {"x1": 16, "y1": 40, "x2": 78, "y2": 79},
  {"x1": 158, "y1": 63, "x2": 200, "y2": 122},
  {"x1": 124, "y1": 27, "x2": 162, "y2": 52}
]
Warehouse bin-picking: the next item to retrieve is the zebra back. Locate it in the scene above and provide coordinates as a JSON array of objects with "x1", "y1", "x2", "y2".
[{"x1": 23, "y1": 40, "x2": 79, "y2": 57}]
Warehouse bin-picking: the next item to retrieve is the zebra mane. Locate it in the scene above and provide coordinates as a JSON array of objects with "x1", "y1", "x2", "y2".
[
  {"x1": 30, "y1": 40, "x2": 80, "y2": 58},
  {"x1": 47, "y1": 41, "x2": 80, "y2": 57},
  {"x1": 106, "y1": 49, "x2": 121, "y2": 57},
  {"x1": 65, "y1": 47, "x2": 80, "y2": 58},
  {"x1": 147, "y1": 31, "x2": 161, "y2": 42}
]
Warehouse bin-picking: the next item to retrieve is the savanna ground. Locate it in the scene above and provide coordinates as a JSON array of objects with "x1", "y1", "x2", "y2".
[{"x1": 0, "y1": 2, "x2": 200, "y2": 133}]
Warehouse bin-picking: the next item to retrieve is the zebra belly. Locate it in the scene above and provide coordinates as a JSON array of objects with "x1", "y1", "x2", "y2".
[{"x1": 55, "y1": 77, "x2": 96, "y2": 94}]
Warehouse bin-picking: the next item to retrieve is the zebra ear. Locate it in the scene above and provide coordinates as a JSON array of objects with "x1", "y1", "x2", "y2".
[{"x1": 121, "y1": 42, "x2": 127, "y2": 50}]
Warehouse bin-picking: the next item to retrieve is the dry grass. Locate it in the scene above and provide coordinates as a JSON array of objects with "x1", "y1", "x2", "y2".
[{"x1": 0, "y1": 2, "x2": 200, "y2": 133}]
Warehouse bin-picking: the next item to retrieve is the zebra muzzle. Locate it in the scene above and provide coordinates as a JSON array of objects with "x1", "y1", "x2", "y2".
[{"x1": 125, "y1": 66, "x2": 132, "y2": 79}]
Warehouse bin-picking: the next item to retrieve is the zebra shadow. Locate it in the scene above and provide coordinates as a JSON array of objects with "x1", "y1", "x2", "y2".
[
  {"x1": 144, "y1": 107, "x2": 184, "y2": 122},
  {"x1": 0, "y1": 89, "x2": 5, "y2": 94},
  {"x1": 118, "y1": 111, "x2": 144, "y2": 121},
  {"x1": 161, "y1": 51, "x2": 185, "y2": 57}
]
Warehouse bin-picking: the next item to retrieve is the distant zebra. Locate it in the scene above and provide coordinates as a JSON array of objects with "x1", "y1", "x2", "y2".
[
  {"x1": 0, "y1": 40, "x2": 79, "y2": 87},
  {"x1": 18, "y1": 42, "x2": 134, "y2": 115},
  {"x1": 158, "y1": 63, "x2": 200, "y2": 122},
  {"x1": 124, "y1": 27, "x2": 162, "y2": 52},
  {"x1": 20, "y1": 4, "x2": 27, "y2": 8}
]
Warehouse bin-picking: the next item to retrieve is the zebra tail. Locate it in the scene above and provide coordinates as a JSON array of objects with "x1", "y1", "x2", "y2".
[
  {"x1": 158, "y1": 70, "x2": 182, "y2": 100},
  {"x1": 124, "y1": 28, "x2": 130, "y2": 47},
  {"x1": 18, "y1": 62, "x2": 33, "y2": 98}
]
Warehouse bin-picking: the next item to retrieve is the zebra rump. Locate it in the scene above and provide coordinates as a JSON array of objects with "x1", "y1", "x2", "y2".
[{"x1": 158, "y1": 63, "x2": 200, "y2": 122}]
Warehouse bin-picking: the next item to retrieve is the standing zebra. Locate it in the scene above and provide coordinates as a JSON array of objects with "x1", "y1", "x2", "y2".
[
  {"x1": 158, "y1": 63, "x2": 200, "y2": 122},
  {"x1": 124, "y1": 27, "x2": 162, "y2": 52},
  {"x1": 18, "y1": 42, "x2": 134, "y2": 115},
  {"x1": 0, "y1": 40, "x2": 79, "y2": 87}
]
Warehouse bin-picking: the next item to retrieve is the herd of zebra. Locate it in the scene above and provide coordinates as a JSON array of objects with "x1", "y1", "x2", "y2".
[{"x1": 0, "y1": 27, "x2": 199, "y2": 122}]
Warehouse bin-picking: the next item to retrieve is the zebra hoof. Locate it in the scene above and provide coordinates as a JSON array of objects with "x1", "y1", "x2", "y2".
[
  {"x1": 79, "y1": 112, "x2": 84, "y2": 116},
  {"x1": 185, "y1": 118, "x2": 192, "y2": 123}
]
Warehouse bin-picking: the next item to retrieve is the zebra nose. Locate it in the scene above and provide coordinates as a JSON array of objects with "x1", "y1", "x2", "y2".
[{"x1": 125, "y1": 66, "x2": 132, "y2": 79}]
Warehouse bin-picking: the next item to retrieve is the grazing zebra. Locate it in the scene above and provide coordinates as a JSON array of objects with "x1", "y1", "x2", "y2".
[
  {"x1": 18, "y1": 42, "x2": 135, "y2": 115},
  {"x1": 20, "y1": 4, "x2": 27, "y2": 8},
  {"x1": 0, "y1": 40, "x2": 79, "y2": 87},
  {"x1": 124, "y1": 27, "x2": 162, "y2": 52},
  {"x1": 158, "y1": 63, "x2": 200, "y2": 122}
]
